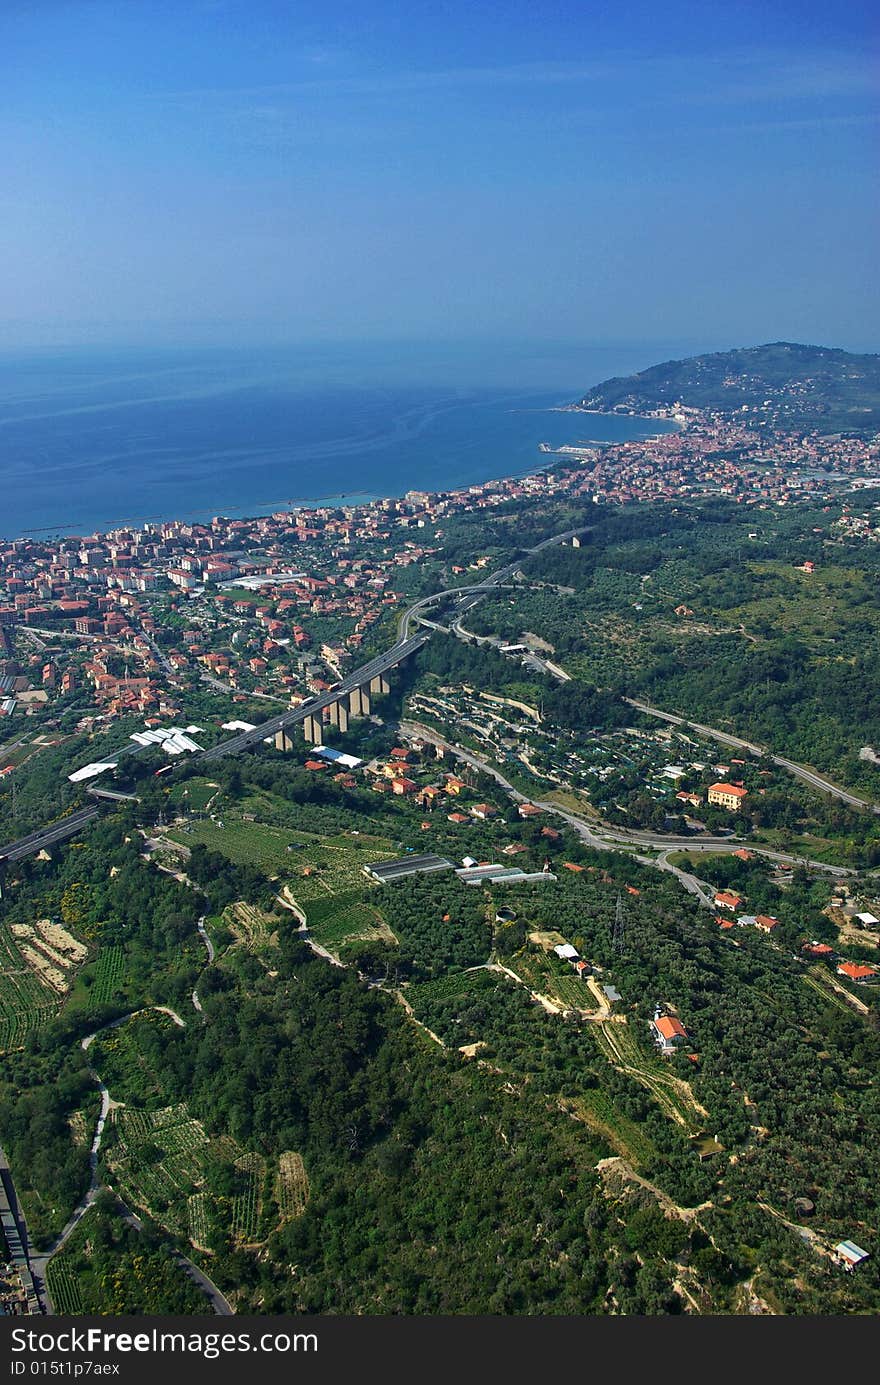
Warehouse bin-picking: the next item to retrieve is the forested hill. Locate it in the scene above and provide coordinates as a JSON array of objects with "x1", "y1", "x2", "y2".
[{"x1": 576, "y1": 342, "x2": 880, "y2": 433}]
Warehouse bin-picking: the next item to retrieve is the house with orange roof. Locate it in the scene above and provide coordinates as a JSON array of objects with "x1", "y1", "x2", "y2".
[
  {"x1": 802, "y1": 941, "x2": 834, "y2": 957},
  {"x1": 651, "y1": 1012, "x2": 689, "y2": 1054},
  {"x1": 714, "y1": 890, "x2": 743, "y2": 911},
  {"x1": 837, "y1": 960, "x2": 878, "y2": 983},
  {"x1": 754, "y1": 914, "x2": 779, "y2": 932}
]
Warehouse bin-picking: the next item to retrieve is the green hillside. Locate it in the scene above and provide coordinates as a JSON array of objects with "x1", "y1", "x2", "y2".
[{"x1": 578, "y1": 342, "x2": 880, "y2": 433}]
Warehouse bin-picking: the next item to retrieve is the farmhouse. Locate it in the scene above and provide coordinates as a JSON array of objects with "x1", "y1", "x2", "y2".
[
  {"x1": 754, "y1": 914, "x2": 780, "y2": 932},
  {"x1": 802, "y1": 941, "x2": 834, "y2": 957},
  {"x1": 837, "y1": 960, "x2": 878, "y2": 983},
  {"x1": 651, "y1": 1013, "x2": 688, "y2": 1055},
  {"x1": 714, "y1": 890, "x2": 744, "y2": 911}
]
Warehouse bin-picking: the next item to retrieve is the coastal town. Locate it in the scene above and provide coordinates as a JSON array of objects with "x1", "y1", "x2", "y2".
[
  {"x1": 1, "y1": 410, "x2": 878, "y2": 746},
  {"x1": 1, "y1": 358, "x2": 880, "y2": 1322}
]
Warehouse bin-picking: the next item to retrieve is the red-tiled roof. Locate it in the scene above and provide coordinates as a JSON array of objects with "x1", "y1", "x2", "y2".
[
  {"x1": 838, "y1": 961, "x2": 877, "y2": 980},
  {"x1": 655, "y1": 1015, "x2": 687, "y2": 1041}
]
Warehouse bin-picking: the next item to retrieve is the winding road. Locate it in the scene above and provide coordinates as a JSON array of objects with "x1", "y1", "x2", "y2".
[
  {"x1": 625, "y1": 697, "x2": 879, "y2": 814},
  {"x1": 26, "y1": 1005, "x2": 233, "y2": 1317},
  {"x1": 398, "y1": 720, "x2": 856, "y2": 903}
]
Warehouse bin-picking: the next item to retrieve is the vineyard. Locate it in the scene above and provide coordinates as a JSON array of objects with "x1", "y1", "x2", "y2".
[
  {"x1": 508, "y1": 951, "x2": 596, "y2": 1010},
  {"x1": 223, "y1": 901, "x2": 278, "y2": 952},
  {"x1": 590, "y1": 1020, "x2": 706, "y2": 1133},
  {"x1": 0, "y1": 921, "x2": 63, "y2": 1052},
  {"x1": 306, "y1": 894, "x2": 393, "y2": 949},
  {"x1": 407, "y1": 968, "x2": 498, "y2": 1011},
  {"x1": 564, "y1": 1089, "x2": 658, "y2": 1168},
  {"x1": 230, "y1": 1152, "x2": 266, "y2": 1244},
  {"x1": 276, "y1": 1152, "x2": 310, "y2": 1219},
  {"x1": 171, "y1": 817, "x2": 395, "y2": 894},
  {"x1": 187, "y1": 1192, "x2": 211, "y2": 1250},
  {"x1": 169, "y1": 819, "x2": 298, "y2": 874},
  {"x1": 87, "y1": 945, "x2": 126, "y2": 1010},
  {"x1": 46, "y1": 1260, "x2": 85, "y2": 1315},
  {"x1": 103, "y1": 1100, "x2": 276, "y2": 1250},
  {"x1": 106, "y1": 1105, "x2": 213, "y2": 1237}
]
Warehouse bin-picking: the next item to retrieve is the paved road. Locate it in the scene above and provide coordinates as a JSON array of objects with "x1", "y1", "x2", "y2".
[
  {"x1": 401, "y1": 526, "x2": 591, "y2": 642},
  {"x1": 0, "y1": 1143, "x2": 49, "y2": 1313},
  {"x1": 625, "y1": 697, "x2": 879, "y2": 814},
  {"x1": 27, "y1": 1005, "x2": 233, "y2": 1316},
  {"x1": 399, "y1": 721, "x2": 856, "y2": 896},
  {"x1": 0, "y1": 805, "x2": 100, "y2": 864},
  {"x1": 200, "y1": 633, "x2": 428, "y2": 760},
  {"x1": 200, "y1": 670, "x2": 289, "y2": 704}
]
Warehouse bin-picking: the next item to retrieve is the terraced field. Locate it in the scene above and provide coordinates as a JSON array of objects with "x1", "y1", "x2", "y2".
[
  {"x1": 591, "y1": 1020, "x2": 706, "y2": 1133},
  {"x1": 304, "y1": 892, "x2": 392, "y2": 949},
  {"x1": 276, "y1": 1152, "x2": 310, "y2": 1220},
  {"x1": 0, "y1": 920, "x2": 75, "y2": 1051},
  {"x1": 105, "y1": 1101, "x2": 272, "y2": 1249},
  {"x1": 224, "y1": 901, "x2": 278, "y2": 951},
  {"x1": 508, "y1": 951, "x2": 595, "y2": 1010},
  {"x1": 407, "y1": 968, "x2": 500, "y2": 1012},
  {"x1": 230, "y1": 1153, "x2": 266, "y2": 1244},
  {"x1": 564, "y1": 1089, "x2": 658, "y2": 1167}
]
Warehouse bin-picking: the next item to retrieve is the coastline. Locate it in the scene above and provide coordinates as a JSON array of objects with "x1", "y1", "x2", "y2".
[{"x1": 4, "y1": 408, "x2": 677, "y2": 544}]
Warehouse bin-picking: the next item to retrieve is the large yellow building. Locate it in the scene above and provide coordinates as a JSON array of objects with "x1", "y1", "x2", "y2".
[{"x1": 708, "y1": 782, "x2": 748, "y2": 811}]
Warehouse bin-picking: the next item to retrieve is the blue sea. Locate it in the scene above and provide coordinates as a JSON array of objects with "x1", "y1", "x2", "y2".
[{"x1": 0, "y1": 342, "x2": 681, "y2": 539}]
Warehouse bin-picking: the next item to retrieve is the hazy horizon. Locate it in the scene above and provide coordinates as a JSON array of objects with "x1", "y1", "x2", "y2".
[{"x1": 2, "y1": 0, "x2": 877, "y2": 352}]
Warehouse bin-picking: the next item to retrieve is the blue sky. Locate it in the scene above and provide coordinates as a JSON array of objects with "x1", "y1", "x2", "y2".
[{"x1": 1, "y1": 0, "x2": 877, "y2": 351}]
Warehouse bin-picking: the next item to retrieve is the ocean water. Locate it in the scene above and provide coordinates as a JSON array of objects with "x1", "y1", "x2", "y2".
[{"x1": 0, "y1": 343, "x2": 679, "y2": 538}]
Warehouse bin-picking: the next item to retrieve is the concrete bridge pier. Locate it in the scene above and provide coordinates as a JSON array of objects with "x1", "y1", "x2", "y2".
[
  {"x1": 302, "y1": 714, "x2": 323, "y2": 744},
  {"x1": 349, "y1": 686, "x2": 371, "y2": 718},
  {"x1": 326, "y1": 700, "x2": 349, "y2": 733},
  {"x1": 369, "y1": 674, "x2": 390, "y2": 696},
  {"x1": 274, "y1": 729, "x2": 297, "y2": 753}
]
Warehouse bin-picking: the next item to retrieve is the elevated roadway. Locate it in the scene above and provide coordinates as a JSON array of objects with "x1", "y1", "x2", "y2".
[
  {"x1": 199, "y1": 633, "x2": 428, "y2": 761},
  {"x1": 0, "y1": 806, "x2": 100, "y2": 865}
]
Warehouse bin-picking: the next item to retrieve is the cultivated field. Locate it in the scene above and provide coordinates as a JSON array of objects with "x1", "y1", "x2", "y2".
[
  {"x1": 169, "y1": 815, "x2": 398, "y2": 953},
  {"x1": 105, "y1": 1101, "x2": 274, "y2": 1249},
  {"x1": 87, "y1": 945, "x2": 126, "y2": 1010},
  {"x1": 590, "y1": 1020, "x2": 706, "y2": 1133},
  {"x1": 46, "y1": 1261, "x2": 86, "y2": 1315},
  {"x1": 508, "y1": 950, "x2": 596, "y2": 1010},
  {"x1": 170, "y1": 817, "x2": 395, "y2": 883},
  {"x1": 224, "y1": 901, "x2": 278, "y2": 951},
  {"x1": 564, "y1": 1089, "x2": 658, "y2": 1168},
  {"x1": 276, "y1": 1152, "x2": 310, "y2": 1219},
  {"x1": 0, "y1": 916, "x2": 87, "y2": 1051}
]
